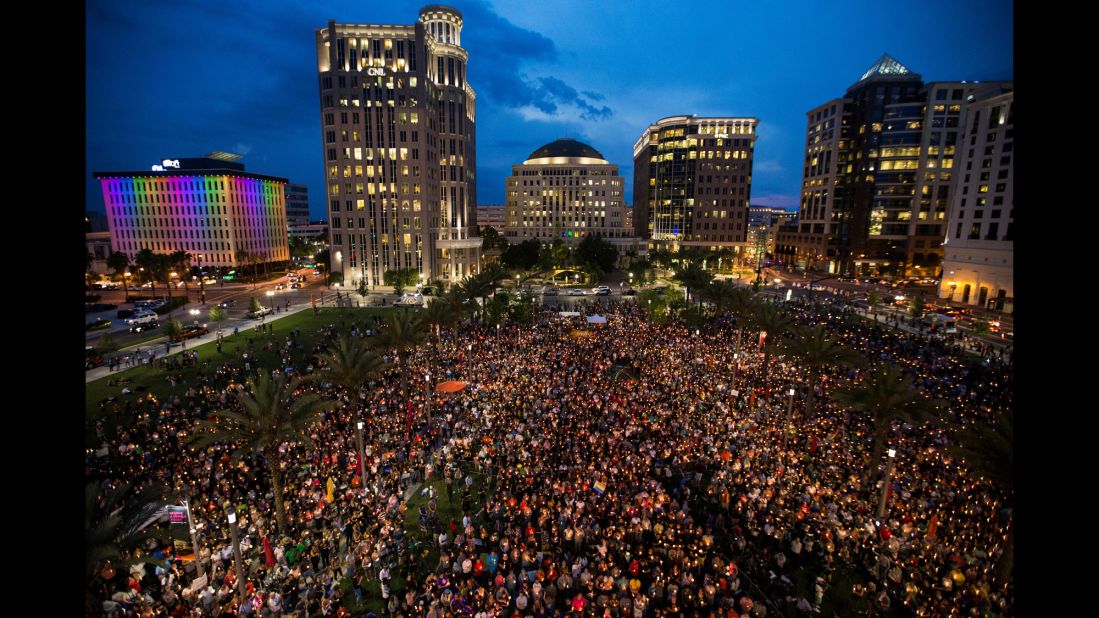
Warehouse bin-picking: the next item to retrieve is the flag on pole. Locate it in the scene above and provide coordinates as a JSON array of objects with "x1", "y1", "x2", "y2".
[
  {"x1": 593, "y1": 480, "x2": 607, "y2": 495},
  {"x1": 326, "y1": 477, "x2": 335, "y2": 503}
]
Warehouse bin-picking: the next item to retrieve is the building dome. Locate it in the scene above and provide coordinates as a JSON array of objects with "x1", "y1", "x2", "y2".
[{"x1": 524, "y1": 138, "x2": 607, "y2": 165}]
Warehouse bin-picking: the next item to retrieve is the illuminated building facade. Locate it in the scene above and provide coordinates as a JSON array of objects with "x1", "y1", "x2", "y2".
[
  {"x1": 504, "y1": 138, "x2": 639, "y2": 253},
  {"x1": 940, "y1": 90, "x2": 1013, "y2": 313},
  {"x1": 94, "y1": 153, "x2": 290, "y2": 270},
  {"x1": 632, "y1": 116, "x2": 758, "y2": 253},
  {"x1": 791, "y1": 53, "x2": 1011, "y2": 276},
  {"x1": 316, "y1": 4, "x2": 481, "y2": 289}
]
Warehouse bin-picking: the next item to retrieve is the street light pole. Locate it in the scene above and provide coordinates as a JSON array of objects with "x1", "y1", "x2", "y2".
[
  {"x1": 878, "y1": 448, "x2": 897, "y2": 519},
  {"x1": 781, "y1": 387, "x2": 795, "y2": 450},
  {"x1": 197, "y1": 254, "x2": 206, "y2": 305},
  {"x1": 424, "y1": 372, "x2": 431, "y2": 421},
  {"x1": 225, "y1": 505, "x2": 246, "y2": 603},
  {"x1": 355, "y1": 420, "x2": 368, "y2": 492},
  {"x1": 183, "y1": 496, "x2": 206, "y2": 584}
]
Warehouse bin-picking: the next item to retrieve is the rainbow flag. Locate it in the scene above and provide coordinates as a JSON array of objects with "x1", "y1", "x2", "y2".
[{"x1": 593, "y1": 480, "x2": 607, "y2": 495}]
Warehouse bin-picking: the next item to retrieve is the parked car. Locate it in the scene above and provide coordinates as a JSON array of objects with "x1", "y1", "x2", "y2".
[
  {"x1": 86, "y1": 347, "x2": 104, "y2": 371},
  {"x1": 543, "y1": 286, "x2": 559, "y2": 296},
  {"x1": 290, "y1": 282, "x2": 302, "y2": 289},
  {"x1": 248, "y1": 306, "x2": 273, "y2": 319},
  {"x1": 592, "y1": 286, "x2": 610, "y2": 296},
  {"x1": 130, "y1": 320, "x2": 160, "y2": 333},
  {"x1": 126, "y1": 310, "x2": 158, "y2": 325},
  {"x1": 172, "y1": 324, "x2": 209, "y2": 341},
  {"x1": 275, "y1": 283, "x2": 286, "y2": 290},
  {"x1": 396, "y1": 292, "x2": 424, "y2": 307},
  {"x1": 86, "y1": 318, "x2": 111, "y2": 331},
  {"x1": 622, "y1": 288, "x2": 638, "y2": 296},
  {"x1": 85, "y1": 303, "x2": 117, "y2": 313},
  {"x1": 218, "y1": 299, "x2": 237, "y2": 308},
  {"x1": 567, "y1": 289, "x2": 585, "y2": 296}
]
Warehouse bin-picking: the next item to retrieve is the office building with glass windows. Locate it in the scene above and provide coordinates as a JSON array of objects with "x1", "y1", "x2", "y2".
[
  {"x1": 783, "y1": 53, "x2": 1011, "y2": 277},
  {"x1": 632, "y1": 116, "x2": 758, "y2": 254},
  {"x1": 94, "y1": 152, "x2": 289, "y2": 270},
  {"x1": 316, "y1": 4, "x2": 480, "y2": 289}
]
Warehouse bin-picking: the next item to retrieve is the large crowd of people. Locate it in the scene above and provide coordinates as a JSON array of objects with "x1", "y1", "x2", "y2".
[{"x1": 87, "y1": 290, "x2": 1013, "y2": 617}]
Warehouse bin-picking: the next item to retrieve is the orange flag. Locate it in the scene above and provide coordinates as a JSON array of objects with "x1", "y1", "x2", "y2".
[
  {"x1": 326, "y1": 477, "x2": 335, "y2": 504},
  {"x1": 927, "y1": 514, "x2": 939, "y2": 540}
]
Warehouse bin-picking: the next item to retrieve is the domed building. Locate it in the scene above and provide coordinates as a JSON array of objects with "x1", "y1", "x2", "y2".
[{"x1": 504, "y1": 138, "x2": 642, "y2": 255}]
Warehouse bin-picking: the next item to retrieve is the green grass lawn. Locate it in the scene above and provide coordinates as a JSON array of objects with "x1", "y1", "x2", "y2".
[{"x1": 86, "y1": 308, "x2": 395, "y2": 422}]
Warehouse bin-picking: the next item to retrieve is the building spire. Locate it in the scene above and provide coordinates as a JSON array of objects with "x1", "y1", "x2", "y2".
[{"x1": 858, "y1": 53, "x2": 913, "y2": 82}]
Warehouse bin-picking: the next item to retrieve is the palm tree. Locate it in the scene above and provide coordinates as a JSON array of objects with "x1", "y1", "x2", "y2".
[
  {"x1": 783, "y1": 325, "x2": 867, "y2": 418},
  {"x1": 421, "y1": 298, "x2": 456, "y2": 343},
  {"x1": 309, "y1": 336, "x2": 388, "y2": 412},
  {"x1": 750, "y1": 304, "x2": 794, "y2": 386},
  {"x1": 171, "y1": 250, "x2": 192, "y2": 301},
  {"x1": 155, "y1": 253, "x2": 174, "y2": 302},
  {"x1": 107, "y1": 251, "x2": 132, "y2": 302},
  {"x1": 134, "y1": 248, "x2": 158, "y2": 299},
  {"x1": 832, "y1": 364, "x2": 945, "y2": 487},
  {"x1": 673, "y1": 263, "x2": 714, "y2": 309},
  {"x1": 86, "y1": 481, "x2": 171, "y2": 583},
  {"x1": 438, "y1": 288, "x2": 472, "y2": 331},
  {"x1": 190, "y1": 373, "x2": 337, "y2": 532},
  {"x1": 372, "y1": 311, "x2": 427, "y2": 409},
  {"x1": 944, "y1": 409, "x2": 1013, "y2": 585},
  {"x1": 704, "y1": 280, "x2": 739, "y2": 317}
]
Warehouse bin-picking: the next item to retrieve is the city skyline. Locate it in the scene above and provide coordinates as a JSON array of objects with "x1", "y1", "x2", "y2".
[{"x1": 86, "y1": 0, "x2": 1013, "y2": 221}]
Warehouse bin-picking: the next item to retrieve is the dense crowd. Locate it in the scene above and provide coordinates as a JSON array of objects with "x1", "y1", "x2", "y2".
[{"x1": 87, "y1": 292, "x2": 1013, "y2": 617}]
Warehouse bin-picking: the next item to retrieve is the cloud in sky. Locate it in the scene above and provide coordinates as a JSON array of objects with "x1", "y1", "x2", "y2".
[{"x1": 86, "y1": 0, "x2": 1012, "y2": 216}]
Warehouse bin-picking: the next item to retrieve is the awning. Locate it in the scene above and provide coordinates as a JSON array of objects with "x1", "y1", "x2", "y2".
[{"x1": 586, "y1": 315, "x2": 607, "y2": 324}]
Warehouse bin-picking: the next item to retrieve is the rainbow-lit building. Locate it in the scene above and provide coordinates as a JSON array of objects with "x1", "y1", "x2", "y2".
[{"x1": 94, "y1": 152, "x2": 290, "y2": 270}]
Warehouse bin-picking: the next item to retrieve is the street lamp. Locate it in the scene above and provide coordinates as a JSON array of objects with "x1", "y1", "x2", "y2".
[
  {"x1": 224, "y1": 505, "x2": 246, "y2": 603},
  {"x1": 424, "y1": 372, "x2": 432, "y2": 420},
  {"x1": 189, "y1": 308, "x2": 199, "y2": 327},
  {"x1": 781, "y1": 387, "x2": 796, "y2": 449},
  {"x1": 355, "y1": 420, "x2": 368, "y2": 491},
  {"x1": 878, "y1": 448, "x2": 897, "y2": 519},
  {"x1": 197, "y1": 254, "x2": 206, "y2": 304},
  {"x1": 731, "y1": 352, "x2": 740, "y2": 392}
]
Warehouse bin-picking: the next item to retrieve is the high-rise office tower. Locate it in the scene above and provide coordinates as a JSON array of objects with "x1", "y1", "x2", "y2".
[
  {"x1": 783, "y1": 53, "x2": 1010, "y2": 277},
  {"x1": 632, "y1": 116, "x2": 758, "y2": 253},
  {"x1": 940, "y1": 90, "x2": 1014, "y2": 312},
  {"x1": 316, "y1": 4, "x2": 480, "y2": 288}
]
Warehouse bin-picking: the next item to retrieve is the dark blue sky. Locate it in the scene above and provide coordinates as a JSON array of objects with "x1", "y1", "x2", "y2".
[{"x1": 86, "y1": 0, "x2": 1012, "y2": 220}]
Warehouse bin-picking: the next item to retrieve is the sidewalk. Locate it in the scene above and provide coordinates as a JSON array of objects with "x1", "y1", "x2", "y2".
[{"x1": 85, "y1": 302, "x2": 316, "y2": 384}]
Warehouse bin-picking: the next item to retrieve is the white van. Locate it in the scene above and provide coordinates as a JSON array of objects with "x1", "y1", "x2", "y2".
[{"x1": 127, "y1": 311, "x2": 158, "y2": 325}]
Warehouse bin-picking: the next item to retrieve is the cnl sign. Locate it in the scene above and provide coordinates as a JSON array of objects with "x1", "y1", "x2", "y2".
[
  {"x1": 367, "y1": 68, "x2": 386, "y2": 76},
  {"x1": 151, "y1": 159, "x2": 181, "y2": 171}
]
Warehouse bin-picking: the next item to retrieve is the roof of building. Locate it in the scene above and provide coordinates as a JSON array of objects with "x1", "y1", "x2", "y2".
[
  {"x1": 93, "y1": 169, "x2": 288, "y2": 183},
  {"x1": 526, "y1": 138, "x2": 606, "y2": 163},
  {"x1": 856, "y1": 53, "x2": 919, "y2": 84}
]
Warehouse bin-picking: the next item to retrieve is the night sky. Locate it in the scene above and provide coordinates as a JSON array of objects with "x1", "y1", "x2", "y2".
[{"x1": 86, "y1": 0, "x2": 1013, "y2": 221}]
